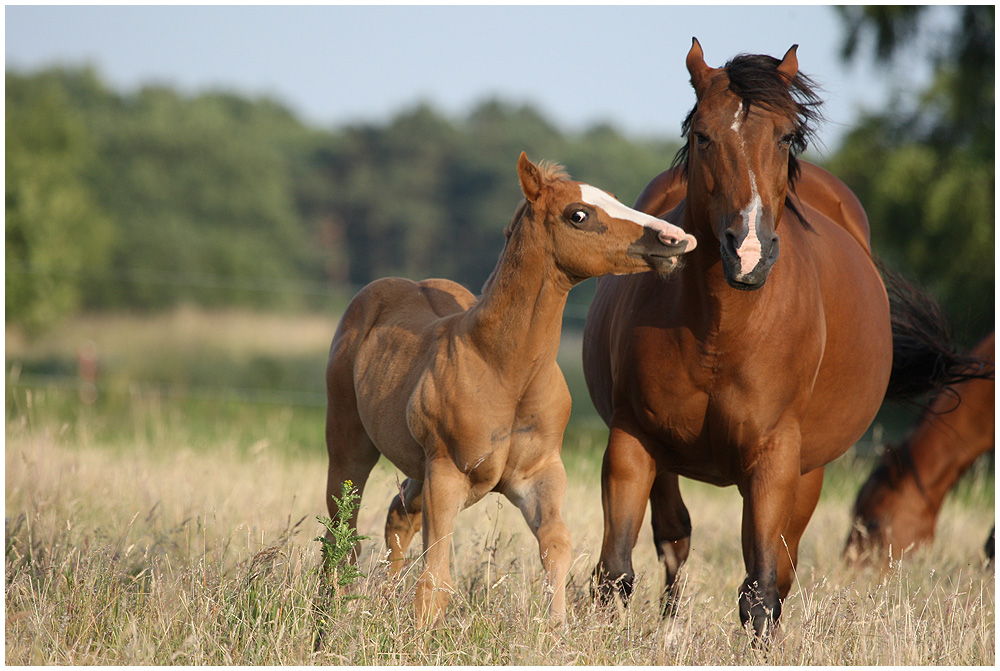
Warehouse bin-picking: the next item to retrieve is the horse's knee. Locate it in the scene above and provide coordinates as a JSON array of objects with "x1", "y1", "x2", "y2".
[{"x1": 537, "y1": 521, "x2": 571, "y2": 568}]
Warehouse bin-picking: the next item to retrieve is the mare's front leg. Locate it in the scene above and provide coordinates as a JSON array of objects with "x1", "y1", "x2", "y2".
[
  {"x1": 506, "y1": 457, "x2": 572, "y2": 627},
  {"x1": 414, "y1": 457, "x2": 469, "y2": 628},
  {"x1": 736, "y1": 426, "x2": 803, "y2": 641},
  {"x1": 649, "y1": 471, "x2": 692, "y2": 616},
  {"x1": 385, "y1": 477, "x2": 423, "y2": 573},
  {"x1": 595, "y1": 412, "x2": 658, "y2": 605}
]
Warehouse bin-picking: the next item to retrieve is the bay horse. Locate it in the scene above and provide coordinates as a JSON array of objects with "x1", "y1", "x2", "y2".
[
  {"x1": 325, "y1": 152, "x2": 696, "y2": 628},
  {"x1": 582, "y1": 38, "x2": 981, "y2": 639},
  {"x1": 845, "y1": 331, "x2": 995, "y2": 565}
]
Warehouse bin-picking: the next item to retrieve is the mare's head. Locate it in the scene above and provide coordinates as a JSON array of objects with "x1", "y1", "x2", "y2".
[
  {"x1": 514, "y1": 152, "x2": 696, "y2": 282},
  {"x1": 676, "y1": 38, "x2": 822, "y2": 290},
  {"x1": 843, "y1": 442, "x2": 934, "y2": 565}
]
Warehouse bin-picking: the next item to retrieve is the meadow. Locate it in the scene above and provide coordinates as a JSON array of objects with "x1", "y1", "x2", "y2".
[{"x1": 5, "y1": 309, "x2": 995, "y2": 665}]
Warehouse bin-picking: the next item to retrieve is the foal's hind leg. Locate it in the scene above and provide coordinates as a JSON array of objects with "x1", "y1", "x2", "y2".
[
  {"x1": 324, "y1": 413, "x2": 380, "y2": 557},
  {"x1": 324, "y1": 351, "x2": 381, "y2": 559},
  {"x1": 649, "y1": 471, "x2": 692, "y2": 616},
  {"x1": 385, "y1": 477, "x2": 424, "y2": 573}
]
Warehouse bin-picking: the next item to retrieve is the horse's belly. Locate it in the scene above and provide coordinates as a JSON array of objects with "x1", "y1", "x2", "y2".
[{"x1": 798, "y1": 335, "x2": 892, "y2": 471}]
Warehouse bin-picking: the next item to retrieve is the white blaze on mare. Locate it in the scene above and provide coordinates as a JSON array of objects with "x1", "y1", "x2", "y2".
[
  {"x1": 730, "y1": 102, "x2": 764, "y2": 275},
  {"x1": 578, "y1": 184, "x2": 696, "y2": 251}
]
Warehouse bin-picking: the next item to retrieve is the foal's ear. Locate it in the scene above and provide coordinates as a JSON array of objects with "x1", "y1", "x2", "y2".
[
  {"x1": 517, "y1": 151, "x2": 543, "y2": 203},
  {"x1": 686, "y1": 37, "x2": 714, "y2": 98},
  {"x1": 777, "y1": 44, "x2": 799, "y2": 83}
]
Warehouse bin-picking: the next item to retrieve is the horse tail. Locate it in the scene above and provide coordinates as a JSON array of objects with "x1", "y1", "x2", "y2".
[{"x1": 880, "y1": 260, "x2": 994, "y2": 403}]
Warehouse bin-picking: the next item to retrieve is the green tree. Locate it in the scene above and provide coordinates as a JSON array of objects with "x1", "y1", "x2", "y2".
[
  {"x1": 828, "y1": 5, "x2": 994, "y2": 344},
  {"x1": 5, "y1": 71, "x2": 114, "y2": 331}
]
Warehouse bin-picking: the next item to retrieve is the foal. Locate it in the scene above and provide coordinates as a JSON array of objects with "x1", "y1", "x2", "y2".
[{"x1": 324, "y1": 152, "x2": 696, "y2": 627}]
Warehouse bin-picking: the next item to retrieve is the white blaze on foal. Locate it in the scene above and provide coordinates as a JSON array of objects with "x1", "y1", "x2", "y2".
[
  {"x1": 730, "y1": 102, "x2": 764, "y2": 275},
  {"x1": 578, "y1": 184, "x2": 697, "y2": 251}
]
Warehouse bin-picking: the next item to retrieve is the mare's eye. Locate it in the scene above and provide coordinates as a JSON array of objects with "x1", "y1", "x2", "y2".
[
  {"x1": 694, "y1": 132, "x2": 711, "y2": 149},
  {"x1": 570, "y1": 210, "x2": 588, "y2": 224},
  {"x1": 780, "y1": 133, "x2": 795, "y2": 148}
]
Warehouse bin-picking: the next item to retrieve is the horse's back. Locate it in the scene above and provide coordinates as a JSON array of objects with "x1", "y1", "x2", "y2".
[
  {"x1": 328, "y1": 277, "x2": 477, "y2": 476},
  {"x1": 793, "y1": 161, "x2": 872, "y2": 251}
]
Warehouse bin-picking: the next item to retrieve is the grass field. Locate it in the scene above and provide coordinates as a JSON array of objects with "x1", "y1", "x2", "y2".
[{"x1": 5, "y1": 309, "x2": 995, "y2": 664}]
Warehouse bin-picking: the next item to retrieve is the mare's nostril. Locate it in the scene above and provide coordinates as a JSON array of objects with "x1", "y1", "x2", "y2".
[{"x1": 723, "y1": 230, "x2": 739, "y2": 256}]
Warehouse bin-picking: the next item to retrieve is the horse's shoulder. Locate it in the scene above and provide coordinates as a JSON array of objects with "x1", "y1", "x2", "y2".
[
  {"x1": 793, "y1": 161, "x2": 872, "y2": 252},
  {"x1": 634, "y1": 165, "x2": 687, "y2": 217}
]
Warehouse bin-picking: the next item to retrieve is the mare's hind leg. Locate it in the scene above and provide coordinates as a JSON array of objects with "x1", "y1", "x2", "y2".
[
  {"x1": 385, "y1": 478, "x2": 424, "y2": 573},
  {"x1": 775, "y1": 466, "x2": 824, "y2": 599},
  {"x1": 649, "y1": 471, "x2": 692, "y2": 616},
  {"x1": 506, "y1": 457, "x2": 573, "y2": 627}
]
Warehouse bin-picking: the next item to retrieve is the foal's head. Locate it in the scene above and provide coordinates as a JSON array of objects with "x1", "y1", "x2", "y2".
[
  {"x1": 676, "y1": 38, "x2": 822, "y2": 290},
  {"x1": 513, "y1": 152, "x2": 696, "y2": 282}
]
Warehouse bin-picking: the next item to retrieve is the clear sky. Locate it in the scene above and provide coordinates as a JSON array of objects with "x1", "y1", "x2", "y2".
[{"x1": 5, "y1": 4, "x2": 947, "y2": 153}]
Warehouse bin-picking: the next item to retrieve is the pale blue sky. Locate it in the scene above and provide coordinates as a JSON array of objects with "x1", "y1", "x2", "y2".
[{"x1": 6, "y1": 5, "x2": 949, "y2": 152}]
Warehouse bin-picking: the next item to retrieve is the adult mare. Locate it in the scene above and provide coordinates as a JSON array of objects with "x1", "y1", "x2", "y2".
[{"x1": 583, "y1": 38, "x2": 983, "y2": 640}]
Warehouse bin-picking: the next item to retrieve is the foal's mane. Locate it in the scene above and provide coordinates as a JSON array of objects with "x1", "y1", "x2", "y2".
[
  {"x1": 672, "y1": 52, "x2": 824, "y2": 224},
  {"x1": 482, "y1": 160, "x2": 571, "y2": 295}
]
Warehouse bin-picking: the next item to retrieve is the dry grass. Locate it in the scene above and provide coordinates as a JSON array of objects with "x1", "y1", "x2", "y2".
[
  {"x1": 5, "y1": 310, "x2": 995, "y2": 664},
  {"x1": 5, "y1": 389, "x2": 994, "y2": 665}
]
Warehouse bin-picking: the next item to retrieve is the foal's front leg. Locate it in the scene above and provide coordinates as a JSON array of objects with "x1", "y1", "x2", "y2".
[
  {"x1": 414, "y1": 458, "x2": 469, "y2": 628},
  {"x1": 506, "y1": 456, "x2": 572, "y2": 627}
]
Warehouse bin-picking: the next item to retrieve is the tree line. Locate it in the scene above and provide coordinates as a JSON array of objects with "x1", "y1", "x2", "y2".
[{"x1": 6, "y1": 7, "x2": 992, "y2": 343}]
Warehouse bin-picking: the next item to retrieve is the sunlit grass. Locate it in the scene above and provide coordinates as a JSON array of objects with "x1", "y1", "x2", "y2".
[{"x1": 5, "y1": 310, "x2": 995, "y2": 664}]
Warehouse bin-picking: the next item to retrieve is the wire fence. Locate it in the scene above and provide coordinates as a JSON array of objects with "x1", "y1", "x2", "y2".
[{"x1": 5, "y1": 262, "x2": 598, "y2": 319}]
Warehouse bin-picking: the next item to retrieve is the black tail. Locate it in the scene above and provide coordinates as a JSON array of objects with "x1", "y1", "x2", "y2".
[{"x1": 880, "y1": 261, "x2": 993, "y2": 403}]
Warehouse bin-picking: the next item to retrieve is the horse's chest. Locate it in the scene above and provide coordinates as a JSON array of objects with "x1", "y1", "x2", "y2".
[{"x1": 632, "y1": 345, "x2": 799, "y2": 475}]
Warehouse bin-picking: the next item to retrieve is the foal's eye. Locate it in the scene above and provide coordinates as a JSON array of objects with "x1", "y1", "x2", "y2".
[
  {"x1": 570, "y1": 210, "x2": 588, "y2": 225},
  {"x1": 694, "y1": 132, "x2": 711, "y2": 149},
  {"x1": 780, "y1": 133, "x2": 795, "y2": 148}
]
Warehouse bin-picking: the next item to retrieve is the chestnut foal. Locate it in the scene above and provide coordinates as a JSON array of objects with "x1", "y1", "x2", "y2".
[{"x1": 324, "y1": 152, "x2": 696, "y2": 627}]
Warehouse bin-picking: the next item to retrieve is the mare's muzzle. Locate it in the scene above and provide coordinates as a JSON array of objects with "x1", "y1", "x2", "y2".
[{"x1": 720, "y1": 217, "x2": 779, "y2": 290}]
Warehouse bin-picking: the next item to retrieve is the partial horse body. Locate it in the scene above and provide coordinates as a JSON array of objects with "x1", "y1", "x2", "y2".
[
  {"x1": 582, "y1": 39, "x2": 976, "y2": 639},
  {"x1": 845, "y1": 332, "x2": 995, "y2": 564},
  {"x1": 325, "y1": 153, "x2": 695, "y2": 628}
]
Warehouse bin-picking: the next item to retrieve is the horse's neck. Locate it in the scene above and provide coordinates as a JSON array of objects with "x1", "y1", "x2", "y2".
[
  {"x1": 681, "y1": 229, "x2": 766, "y2": 328},
  {"x1": 903, "y1": 405, "x2": 990, "y2": 513},
  {"x1": 465, "y1": 221, "x2": 569, "y2": 376}
]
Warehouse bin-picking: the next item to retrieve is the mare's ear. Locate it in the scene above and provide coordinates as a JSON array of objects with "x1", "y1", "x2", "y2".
[
  {"x1": 517, "y1": 151, "x2": 543, "y2": 203},
  {"x1": 686, "y1": 37, "x2": 714, "y2": 99},
  {"x1": 777, "y1": 44, "x2": 799, "y2": 84}
]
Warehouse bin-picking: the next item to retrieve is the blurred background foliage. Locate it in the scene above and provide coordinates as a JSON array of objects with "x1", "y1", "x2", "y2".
[{"x1": 6, "y1": 6, "x2": 993, "y2": 345}]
